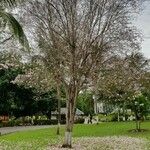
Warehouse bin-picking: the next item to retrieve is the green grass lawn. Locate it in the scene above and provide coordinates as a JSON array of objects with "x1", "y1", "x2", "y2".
[{"x1": 0, "y1": 122, "x2": 150, "y2": 150}]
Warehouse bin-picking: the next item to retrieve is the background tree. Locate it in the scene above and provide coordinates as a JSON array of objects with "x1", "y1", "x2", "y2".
[
  {"x1": 37, "y1": 89, "x2": 58, "y2": 121},
  {"x1": 12, "y1": 85, "x2": 37, "y2": 119},
  {"x1": 0, "y1": 63, "x2": 23, "y2": 115},
  {"x1": 77, "y1": 91, "x2": 94, "y2": 116},
  {"x1": 96, "y1": 52, "x2": 150, "y2": 125},
  {"x1": 0, "y1": 51, "x2": 59, "y2": 122},
  {"x1": 127, "y1": 93, "x2": 150, "y2": 131}
]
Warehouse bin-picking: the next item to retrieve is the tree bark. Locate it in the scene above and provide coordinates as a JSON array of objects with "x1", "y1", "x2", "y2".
[
  {"x1": 62, "y1": 85, "x2": 77, "y2": 148},
  {"x1": 56, "y1": 82, "x2": 61, "y2": 135},
  {"x1": 123, "y1": 103, "x2": 126, "y2": 121},
  {"x1": 62, "y1": 102, "x2": 74, "y2": 148},
  {"x1": 118, "y1": 107, "x2": 120, "y2": 122},
  {"x1": 136, "y1": 119, "x2": 138, "y2": 131},
  {"x1": 135, "y1": 113, "x2": 140, "y2": 132},
  {"x1": 138, "y1": 121, "x2": 141, "y2": 131}
]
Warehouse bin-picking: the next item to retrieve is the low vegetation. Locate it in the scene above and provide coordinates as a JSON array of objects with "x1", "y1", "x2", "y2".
[{"x1": 0, "y1": 122, "x2": 150, "y2": 150}]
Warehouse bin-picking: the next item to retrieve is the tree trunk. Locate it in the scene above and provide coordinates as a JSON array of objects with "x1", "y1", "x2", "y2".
[
  {"x1": 123, "y1": 103, "x2": 126, "y2": 121},
  {"x1": 136, "y1": 119, "x2": 138, "y2": 131},
  {"x1": 63, "y1": 123, "x2": 73, "y2": 148},
  {"x1": 56, "y1": 83, "x2": 61, "y2": 135},
  {"x1": 22, "y1": 116, "x2": 25, "y2": 126},
  {"x1": 46, "y1": 111, "x2": 52, "y2": 120},
  {"x1": 138, "y1": 121, "x2": 141, "y2": 131},
  {"x1": 62, "y1": 85, "x2": 77, "y2": 148},
  {"x1": 135, "y1": 113, "x2": 139, "y2": 131},
  {"x1": 118, "y1": 108, "x2": 120, "y2": 122},
  {"x1": 31, "y1": 116, "x2": 34, "y2": 125},
  {"x1": 62, "y1": 100, "x2": 75, "y2": 148}
]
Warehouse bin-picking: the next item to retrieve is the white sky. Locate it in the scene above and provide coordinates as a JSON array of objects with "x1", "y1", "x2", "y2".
[{"x1": 136, "y1": 1, "x2": 150, "y2": 58}]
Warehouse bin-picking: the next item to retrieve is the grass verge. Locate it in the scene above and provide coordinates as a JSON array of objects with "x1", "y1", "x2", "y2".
[{"x1": 0, "y1": 122, "x2": 150, "y2": 149}]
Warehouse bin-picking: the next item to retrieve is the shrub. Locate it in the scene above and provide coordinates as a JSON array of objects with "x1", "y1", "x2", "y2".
[
  {"x1": 34, "y1": 119, "x2": 52, "y2": 125},
  {"x1": 7, "y1": 120, "x2": 16, "y2": 127},
  {"x1": 74, "y1": 117, "x2": 84, "y2": 124},
  {"x1": 51, "y1": 119, "x2": 60, "y2": 125},
  {"x1": 107, "y1": 114, "x2": 118, "y2": 121},
  {"x1": 14, "y1": 119, "x2": 22, "y2": 126},
  {"x1": 146, "y1": 115, "x2": 150, "y2": 120},
  {"x1": 98, "y1": 114, "x2": 118, "y2": 122},
  {"x1": 1, "y1": 119, "x2": 23, "y2": 127}
]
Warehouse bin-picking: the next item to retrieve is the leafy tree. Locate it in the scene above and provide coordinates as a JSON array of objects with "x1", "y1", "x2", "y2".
[
  {"x1": 0, "y1": 62, "x2": 59, "y2": 119},
  {"x1": 77, "y1": 91, "x2": 94, "y2": 116},
  {"x1": 0, "y1": 51, "x2": 59, "y2": 122},
  {"x1": 127, "y1": 94, "x2": 150, "y2": 131},
  {"x1": 15, "y1": 61, "x2": 63, "y2": 134},
  {"x1": 96, "y1": 53, "x2": 150, "y2": 122},
  {"x1": 0, "y1": 63, "x2": 23, "y2": 115},
  {"x1": 12, "y1": 85, "x2": 37, "y2": 118},
  {"x1": 37, "y1": 89, "x2": 58, "y2": 120}
]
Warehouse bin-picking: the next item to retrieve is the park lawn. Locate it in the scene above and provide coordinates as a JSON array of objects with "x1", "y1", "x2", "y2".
[{"x1": 0, "y1": 122, "x2": 150, "y2": 150}]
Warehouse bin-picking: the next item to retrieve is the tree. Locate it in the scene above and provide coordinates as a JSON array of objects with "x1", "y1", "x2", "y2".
[
  {"x1": 97, "y1": 53, "x2": 149, "y2": 99},
  {"x1": 12, "y1": 85, "x2": 37, "y2": 118},
  {"x1": 0, "y1": 63, "x2": 23, "y2": 115},
  {"x1": 77, "y1": 91, "x2": 94, "y2": 116},
  {"x1": 0, "y1": 61, "x2": 58, "y2": 120},
  {"x1": 36, "y1": 89, "x2": 58, "y2": 121},
  {"x1": 15, "y1": 61, "x2": 63, "y2": 134},
  {"x1": 96, "y1": 52, "x2": 150, "y2": 124},
  {"x1": 127, "y1": 93, "x2": 150, "y2": 131},
  {"x1": 0, "y1": 0, "x2": 28, "y2": 47},
  {"x1": 24, "y1": 0, "x2": 142, "y2": 147}
]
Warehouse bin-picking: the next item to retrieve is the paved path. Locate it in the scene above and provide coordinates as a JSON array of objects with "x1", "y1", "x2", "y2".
[{"x1": 0, "y1": 125, "x2": 52, "y2": 135}]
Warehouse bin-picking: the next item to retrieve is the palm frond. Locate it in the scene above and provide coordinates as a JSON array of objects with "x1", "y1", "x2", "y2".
[
  {"x1": 0, "y1": 10, "x2": 29, "y2": 50},
  {"x1": 0, "y1": 0, "x2": 20, "y2": 7}
]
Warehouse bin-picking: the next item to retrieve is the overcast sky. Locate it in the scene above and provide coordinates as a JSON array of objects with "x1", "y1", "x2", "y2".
[{"x1": 136, "y1": 1, "x2": 150, "y2": 58}]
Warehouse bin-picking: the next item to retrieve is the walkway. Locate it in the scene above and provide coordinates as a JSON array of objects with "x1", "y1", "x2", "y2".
[{"x1": 0, "y1": 125, "x2": 52, "y2": 135}]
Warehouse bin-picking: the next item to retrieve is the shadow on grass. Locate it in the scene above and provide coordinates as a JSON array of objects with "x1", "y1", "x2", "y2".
[{"x1": 128, "y1": 129, "x2": 149, "y2": 133}]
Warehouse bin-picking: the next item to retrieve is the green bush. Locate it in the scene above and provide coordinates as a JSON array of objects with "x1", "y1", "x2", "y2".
[
  {"x1": 34, "y1": 119, "x2": 52, "y2": 125},
  {"x1": 34, "y1": 119, "x2": 66, "y2": 125},
  {"x1": 74, "y1": 118, "x2": 84, "y2": 124},
  {"x1": 7, "y1": 120, "x2": 16, "y2": 127},
  {"x1": 108, "y1": 114, "x2": 118, "y2": 121},
  {"x1": 14, "y1": 119, "x2": 22, "y2": 126},
  {"x1": 98, "y1": 114, "x2": 107, "y2": 122},
  {"x1": 1, "y1": 119, "x2": 23, "y2": 127},
  {"x1": 98, "y1": 113, "x2": 118, "y2": 122},
  {"x1": 145, "y1": 115, "x2": 150, "y2": 120}
]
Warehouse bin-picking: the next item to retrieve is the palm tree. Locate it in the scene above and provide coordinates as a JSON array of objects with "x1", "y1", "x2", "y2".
[{"x1": 0, "y1": 0, "x2": 29, "y2": 48}]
